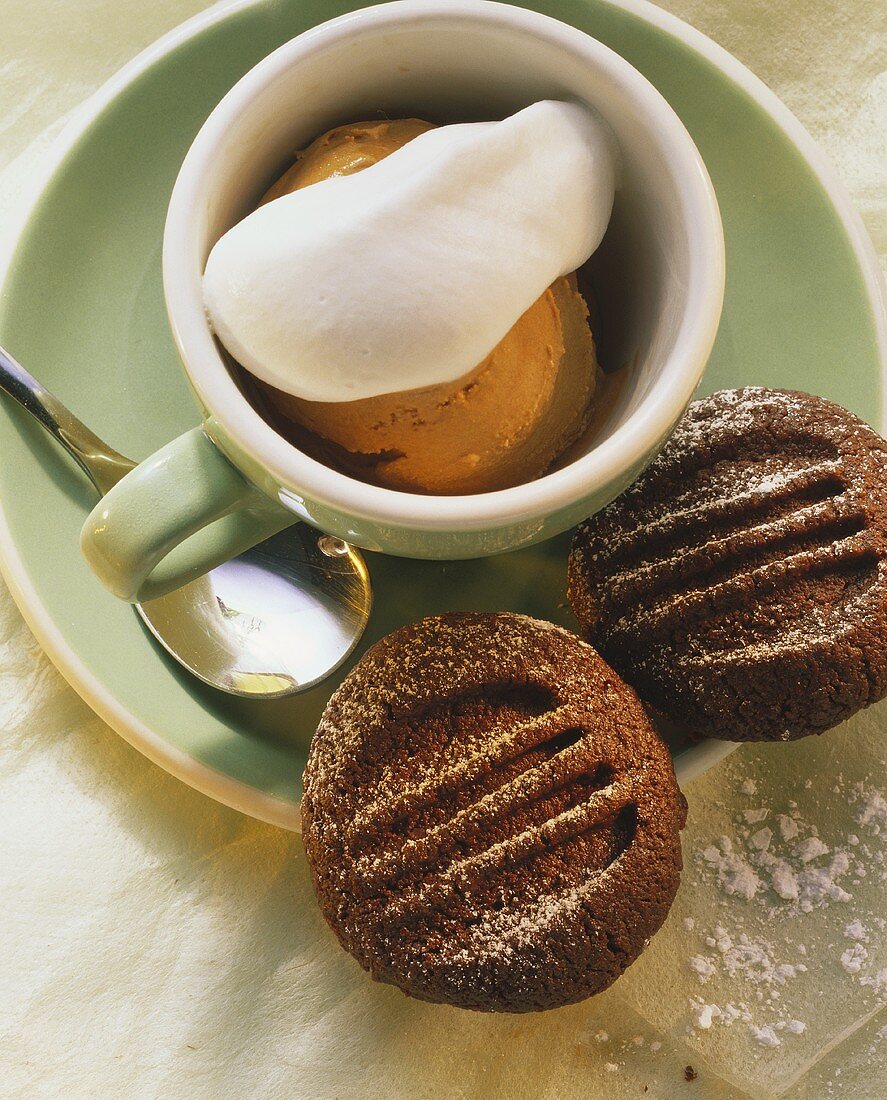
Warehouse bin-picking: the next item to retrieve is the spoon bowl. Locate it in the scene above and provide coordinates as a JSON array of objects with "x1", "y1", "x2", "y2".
[{"x1": 138, "y1": 528, "x2": 370, "y2": 696}]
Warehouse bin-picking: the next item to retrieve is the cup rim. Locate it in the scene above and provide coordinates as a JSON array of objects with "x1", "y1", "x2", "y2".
[{"x1": 162, "y1": 0, "x2": 725, "y2": 531}]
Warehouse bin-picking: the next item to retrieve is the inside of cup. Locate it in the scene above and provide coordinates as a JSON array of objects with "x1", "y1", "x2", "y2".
[{"x1": 196, "y1": 14, "x2": 696, "y2": 476}]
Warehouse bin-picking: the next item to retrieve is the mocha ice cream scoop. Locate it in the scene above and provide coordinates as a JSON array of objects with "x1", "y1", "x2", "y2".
[
  {"x1": 263, "y1": 265, "x2": 601, "y2": 495},
  {"x1": 204, "y1": 103, "x2": 615, "y2": 493}
]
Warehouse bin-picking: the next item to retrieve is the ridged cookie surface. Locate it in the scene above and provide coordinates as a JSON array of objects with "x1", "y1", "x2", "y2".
[
  {"x1": 568, "y1": 388, "x2": 887, "y2": 742},
  {"x1": 302, "y1": 612, "x2": 687, "y2": 1012}
]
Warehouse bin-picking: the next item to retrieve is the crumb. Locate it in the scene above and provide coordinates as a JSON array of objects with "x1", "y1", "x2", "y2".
[
  {"x1": 840, "y1": 944, "x2": 868, "y2": 974},
  {"x1": 750, "y1": 1024, "x2": 781, "y2": 1048},
  {"x1": 690, "y1": 1001, "x2": 721, "y2": 1029},
  {"x1": 796, "y1": 836, "x2": 829, "y2": 862},
  {"x1": 684, "y1": 779, "x2": 886, "y2": 1046}
]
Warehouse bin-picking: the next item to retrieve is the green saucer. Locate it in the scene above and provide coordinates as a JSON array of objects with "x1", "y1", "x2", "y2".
[{"x1": 0, "y1": 0, "x2": 883, "y2": 828}]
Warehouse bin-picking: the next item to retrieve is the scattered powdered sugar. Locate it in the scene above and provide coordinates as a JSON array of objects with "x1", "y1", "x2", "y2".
[
  {"x1": 859, "y1": 968, "x2": 887, "y2": 995},
  {"x1": 685, "y1": 927, "x2": 811, "y2": 1047},
  {"x1": 690, "y1": 927, "x2": 805, "y2": 985},
  {"x1": 770, "y1": 863, "x2": 799, "y2": 901},
  {"x1": 581, "y1": 1026, "x2": 684, "y2": 1078},
  {"x1": 683, "y1": 774, "x2": 886, "y2": 1049},
  {"x1": 840, "y1": 944, "x2": 868, "y2": 974},
  {"x1": 693, "y1": 783, "x2": 884, "y2": 918},
  {"x1": 701, "y1": 839, "x2": 763, "y2": 900},
  {"x1": 749, "y1": 1024, "x2": 781, "y2": 1048},
  {"x1": 856, "y1": 790, "x2": 887, "y2": 834},
  {"x1": 795, "y1": 836, "x2": 829, "y2": 863},
  {"x1": 691, "y1": 1002, "x2": 720, "y2": 1029},
  {"x1": 688, "y1": 955, "x2": 716, "y2": 981}
]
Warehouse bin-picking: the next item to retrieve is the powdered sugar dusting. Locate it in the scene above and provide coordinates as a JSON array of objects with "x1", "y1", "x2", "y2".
[
  {"x1": 570, "y1": 387, "x2": 887, "y2": 743},
  {"x1": 681, "y1": 771, "x2": 887, "y2": 1049},
  {"x1": 305, "y1": 611, "x2": 686, "y2": 1007}
]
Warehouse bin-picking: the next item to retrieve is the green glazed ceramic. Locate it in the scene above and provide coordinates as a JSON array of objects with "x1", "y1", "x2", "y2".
[{"x1": 0, "y1": 0, "x2": 884, "y2": 828}]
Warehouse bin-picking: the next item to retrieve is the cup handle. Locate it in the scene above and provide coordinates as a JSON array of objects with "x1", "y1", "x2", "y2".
[{"x1": 80, "y1": 426, "x2": 295, "y2": 602}]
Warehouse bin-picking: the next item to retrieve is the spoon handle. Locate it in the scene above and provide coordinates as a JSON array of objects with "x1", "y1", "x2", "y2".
[{"x1": 0, "y1": 344, "x2": 135, "y2": 495}]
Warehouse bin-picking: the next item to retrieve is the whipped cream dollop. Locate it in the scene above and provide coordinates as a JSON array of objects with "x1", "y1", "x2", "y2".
[{"x1": 203, "y1": 100, "x2": 615, "y2": 403}]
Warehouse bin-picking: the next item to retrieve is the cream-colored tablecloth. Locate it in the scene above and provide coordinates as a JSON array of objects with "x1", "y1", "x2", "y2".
[{"x1": 1, "y1": 2, "x2": 885, "y2": 1097}]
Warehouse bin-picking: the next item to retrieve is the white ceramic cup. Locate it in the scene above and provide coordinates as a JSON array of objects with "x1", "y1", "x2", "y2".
[{"x1": 81, "y1": 0, "x2": 724, "y2": 602}]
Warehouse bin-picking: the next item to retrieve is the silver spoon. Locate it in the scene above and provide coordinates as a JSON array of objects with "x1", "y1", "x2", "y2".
[{"x1": 0, "y1": 345, "x2": 372, "y2": 698}]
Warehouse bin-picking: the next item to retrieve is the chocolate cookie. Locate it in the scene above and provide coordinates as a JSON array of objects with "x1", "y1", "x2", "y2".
[
  {"x1": 568, "y1": 387, "x2": 887, "y2": 742},
  {"x1": 301, "y1": 612, "x2": 687, "y2": 1013}
]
